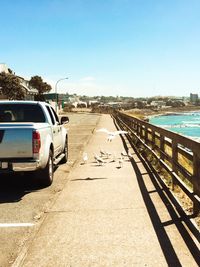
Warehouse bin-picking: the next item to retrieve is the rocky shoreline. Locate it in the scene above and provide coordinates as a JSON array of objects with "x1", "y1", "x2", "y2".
[{"x1": 126, "y1": 105, "x2": 200, "y2": 120}]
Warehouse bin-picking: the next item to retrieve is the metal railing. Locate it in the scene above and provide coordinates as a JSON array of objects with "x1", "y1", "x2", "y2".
[{"x1": 113, "y1": 111, "x2": 200, "y2": 215}]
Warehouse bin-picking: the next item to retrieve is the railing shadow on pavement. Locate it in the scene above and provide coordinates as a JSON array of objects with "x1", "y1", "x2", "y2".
[{"x1": 112, "y1": 116, "x2": 200, "y2": 266}]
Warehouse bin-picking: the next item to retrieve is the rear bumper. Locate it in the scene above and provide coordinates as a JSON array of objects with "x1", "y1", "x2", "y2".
[
  {"x1": 12, "y1": 161, "x2": 40, "y2": 171},
  {"x1": 0, "y1": 160, "x2": 40, "y2": 172}
]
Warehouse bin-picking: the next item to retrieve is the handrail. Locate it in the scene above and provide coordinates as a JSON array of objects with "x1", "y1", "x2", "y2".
[{"x1": 113, "y1": 111, "x2": 200, "y2": 215}]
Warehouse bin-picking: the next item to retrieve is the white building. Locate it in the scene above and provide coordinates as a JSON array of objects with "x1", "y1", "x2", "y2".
[{"x1": 0, "y1": 63, "x2": 9, "y2": 73}]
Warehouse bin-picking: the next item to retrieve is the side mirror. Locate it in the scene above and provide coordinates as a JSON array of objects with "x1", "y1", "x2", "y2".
[{"x1": 61, "y1": 116, "x2": 69, "y2": 124}]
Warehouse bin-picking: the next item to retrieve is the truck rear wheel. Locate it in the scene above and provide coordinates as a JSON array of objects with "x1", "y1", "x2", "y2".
[
  {"x1": 60, "y1": 137, "x2": 68, "y2": 164},
  {"x1": 40, "y1": 150, "x2": 54, "y2": 186}
]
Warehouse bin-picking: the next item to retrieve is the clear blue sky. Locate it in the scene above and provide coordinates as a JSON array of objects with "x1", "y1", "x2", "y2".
[{"x1": 1, "y1": 0, "x2": 200, "y2": 97}]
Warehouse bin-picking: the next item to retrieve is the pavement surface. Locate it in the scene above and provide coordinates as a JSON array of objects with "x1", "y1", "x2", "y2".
[{"x1": 13, "y1": 114, "x2": 200, "y2": 267}]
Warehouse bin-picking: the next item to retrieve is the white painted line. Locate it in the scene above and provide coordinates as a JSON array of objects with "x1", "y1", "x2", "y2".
[{"x1": 0, "y1": 223, "x2": 34, "y2": 228}]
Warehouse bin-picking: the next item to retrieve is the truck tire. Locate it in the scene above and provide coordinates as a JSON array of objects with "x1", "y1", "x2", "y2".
[
  {"x1": 40, "y1": 150, "x2": 54, "y2": 186},
  {"x1": 60, "y1": 137, "x2": 68, "y2": 164}
]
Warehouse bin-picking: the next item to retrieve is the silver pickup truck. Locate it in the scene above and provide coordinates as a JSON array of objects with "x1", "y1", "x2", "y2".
[{"x1": 0, "y1": 101, "x2": 69, "y2": 186}]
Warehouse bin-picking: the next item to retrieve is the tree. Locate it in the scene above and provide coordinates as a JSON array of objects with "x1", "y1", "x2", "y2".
[
  {"x1": 0, "y1": 72, "x2": 25, "y2": 99},
  {"x1": 29, "y1": 75, "x2": 52, "y2": 100},
  {"x1": 166, "y1": 100, "x2": 185, "y2": 107},
  {"x1": 136, "y1": 100, "x2": 145, "y2": 109}
]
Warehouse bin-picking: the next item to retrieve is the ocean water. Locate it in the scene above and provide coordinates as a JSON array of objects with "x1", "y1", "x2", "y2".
[{"x1": 149, "y1": 111, "x2": 200, "y2": 141}]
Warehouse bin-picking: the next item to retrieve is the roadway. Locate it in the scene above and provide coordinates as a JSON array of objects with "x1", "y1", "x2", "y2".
[{"x1": 0, "y1": 113, "x2": 200, "y2": 266}]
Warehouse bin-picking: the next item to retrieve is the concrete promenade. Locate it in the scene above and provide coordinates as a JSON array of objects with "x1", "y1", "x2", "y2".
[{"x1": 16, "y1": 114, "x2": 200, "y2": 267}]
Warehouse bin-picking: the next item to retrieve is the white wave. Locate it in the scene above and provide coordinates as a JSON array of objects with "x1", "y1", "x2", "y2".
[
  {"x1": 159, "y1": 123, "x2": 200, "y2": 128},
  {"x1": 184, "y1": 124, "x2": 200, "y2": 128},
  {"x1": 182, "y1": 121, "x2": 200, "y2": 124},
  {"x1": 189, "y1": 136, "x2": 200, "y2": 142},
  {"x1": 159, "y1": 125, "x2": 174, "y2": 128},
  {"x1": 160, "y1": 124, "x2": 182, "y2": 129}
]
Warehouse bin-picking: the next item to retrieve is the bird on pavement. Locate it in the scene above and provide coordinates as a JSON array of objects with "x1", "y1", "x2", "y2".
[
  {"x1": 113, "y1": 152, "x2": 117, "y2": 162},
  {"x1": 94, "y1": 153, "x2": 105, "y2": 166},
  {"x1": 100, "y1": 148, "x2": 112, "y2": 159},
  {"x1": 106, "y1": 151, "x2": 112, "y2": 158},
  {"x1": 100, "y1": 148, "x2": 107, "y2": 158},
  {"x1": 121, "y1": 150, "x2": 128, "y2": 159},
  {"x1": 109, "y1": 152, "x2": 116, "y2": 162},
  {"x1": 118, "y1": 156, "x2": 123, "y2": 168},
  {"x1": 82, "y1": 152, "x2": 88, "y2": 164},
  {"x1": 127, "y1": 149, "x2": 133, "y2": 159}
]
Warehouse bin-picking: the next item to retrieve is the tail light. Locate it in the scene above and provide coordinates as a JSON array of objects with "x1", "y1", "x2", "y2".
[{"x1": 32, "y1": 131, "x2": 41, "y2": 153}]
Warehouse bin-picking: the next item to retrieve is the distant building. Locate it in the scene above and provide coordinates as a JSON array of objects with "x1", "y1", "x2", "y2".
[
  {"x1": 88, "y1": 100, "x2": 100, "y2": 106},
  {"x1": 107, "y1": 102, "x2": 122, "y2": 109},
  {"x1": 190, "y1": 93, "x2": 198, "y2": 103},
  {"x1": 17, "y1": 76, "x2": 38, "y2": 100},
  {"x1": 44, "y1": 93, "x2": 58, "y2": 102},
  {"x1": 150, "y1": 100, "x2": 166, "y2": 108}
]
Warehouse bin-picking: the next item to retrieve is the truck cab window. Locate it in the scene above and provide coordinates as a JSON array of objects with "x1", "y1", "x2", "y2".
[
  {"x1": 50, "y1": 107, "x2": 60, "y2": 124},
  {"x1": 46, "y1": 106, "x2": 56, "y2": 125}
]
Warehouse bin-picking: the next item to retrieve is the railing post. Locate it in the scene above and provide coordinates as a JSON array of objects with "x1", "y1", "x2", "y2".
[
  {"x1": 172, "y1": 141, "x2": 178, "y2": 190},
  {"x1": 160, "y1": 135, "x2": 165, "y2": 160},
  {"x1": 139, "y1": 124, "x2": 143, "y2": 139},
  {"x1": 151, "y1": 130, "x2": 155, "y2": 150},
  {"x1": 193, "y1": 152, "x2": 200, "y2": 215},
  {"x1": 128, "y1": 117, "x2": 132, "y2": 128},
  {"x1": 144, "y1": 126, "x2": 148, "y2": 145},
  {"x1": 131, "y1": 118, "x2": 135, "y2": 130},
  {"x1": 136, "y1": 122, "x2": 139, "y2": 136}
]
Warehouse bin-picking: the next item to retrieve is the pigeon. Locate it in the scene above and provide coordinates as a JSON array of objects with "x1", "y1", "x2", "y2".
[{"x1": 96, "y1": 128, "x2": 128, "y2": 142}]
